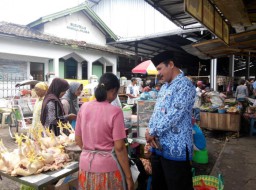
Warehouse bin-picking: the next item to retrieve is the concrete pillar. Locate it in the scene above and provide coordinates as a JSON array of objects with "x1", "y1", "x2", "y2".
[
  {"x1": 44, "y1": 61, "x2": 49, "y2": 80},
  {"x1": 210, "y1": 58, "x2": 217, "y2": 91},
  {"x1": 103, "y1": 61, "x2": 106, "y2": 73},
  {"x1": 229, "y1": 55, "x2": 234, "y2": 78},
  {"x1": 87, "y1": 61, "x2": 92, "y2": 79},
  {"x1": 53, "y1": 58, "x2": 59, "y2": 77},
  {"x1": 77, "y1": 62, "x2": 82, "y2": 80},
  {"x1": 27, "y1": 62, "x2": 31, "y2": 79},
  {"x1": 112, "y1": 62, "x2": 117, "y2": 75}
]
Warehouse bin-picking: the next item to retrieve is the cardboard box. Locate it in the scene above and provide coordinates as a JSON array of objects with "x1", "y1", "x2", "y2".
[
  {"x1": 46, "y1": 176, "x2": 78, "y2": 190},
  {"x1": 47, "y1": 183, "x2": 69, "y2": 190},
  {"x1": 69, "y1": 178, "x2": 78, "y2": 190}
]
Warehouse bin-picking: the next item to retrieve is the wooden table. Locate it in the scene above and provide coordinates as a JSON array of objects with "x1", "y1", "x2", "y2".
[
  {"x1": 200, "y1": 112, "x2": 241, "y2": 136},
  {"x1": 0, "y1": 161, "x2": 79, "y2": 190}
]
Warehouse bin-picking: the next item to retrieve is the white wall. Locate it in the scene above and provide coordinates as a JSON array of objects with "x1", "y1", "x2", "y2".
[
  {"x1": 0, "y1": 37, "x2": 116, "y2": 62},
  {"x1": 92, "y1": 0, "x2": 179, "y2": 38},
  {"x1": 42, "y1": 11, "x2": 107, "y2": 46},
  {"x1": 0, "y1": 36, "x2": 117, "y2": 79}
]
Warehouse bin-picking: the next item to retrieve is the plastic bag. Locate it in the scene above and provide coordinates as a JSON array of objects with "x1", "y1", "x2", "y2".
[
  {"x1": 130, "y1": 160, "x2": 140, "y2": 183},
  {"x1": 207, "y1": 91, "x2": 224, "y2": 107},
  {"x1": 140, "y1": 92, "x2": 150, "y2": 100}
]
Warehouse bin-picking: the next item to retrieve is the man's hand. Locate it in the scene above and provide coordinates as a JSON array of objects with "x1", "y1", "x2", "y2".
[{"x1": 145, "y1": 129, "x2": 158, "y2": 148}]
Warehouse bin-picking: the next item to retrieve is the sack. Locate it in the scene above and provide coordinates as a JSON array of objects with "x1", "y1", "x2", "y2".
[{"x1": 130, "y1": 160, "x2": 140, "y2": 183}]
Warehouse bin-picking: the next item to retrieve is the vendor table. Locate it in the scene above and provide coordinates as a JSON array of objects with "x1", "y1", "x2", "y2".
[
  {"x1": 0, "y1": 161, "x2": 78, "y2": 190},
  {"x1": 200, "y1": 112, "x2": 241, "y2": 136}
]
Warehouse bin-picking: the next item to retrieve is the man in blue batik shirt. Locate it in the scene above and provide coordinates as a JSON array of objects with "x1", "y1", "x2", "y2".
[{"x1": 145, "y1": 51, "x2": 196, "y2": 190}]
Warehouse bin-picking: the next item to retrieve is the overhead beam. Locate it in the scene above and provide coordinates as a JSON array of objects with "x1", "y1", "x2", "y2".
[
  {"x1": 213, "y1": 0, "x2": 251, "y2": 31},
  {"x1": 141, "y1": 41, "x2": 184, "y2": 53}
]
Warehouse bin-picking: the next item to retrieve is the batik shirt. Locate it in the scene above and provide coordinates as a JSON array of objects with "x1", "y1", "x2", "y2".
[{"x1": 148, "y1": 73, "x2": 196, "y2": 161}]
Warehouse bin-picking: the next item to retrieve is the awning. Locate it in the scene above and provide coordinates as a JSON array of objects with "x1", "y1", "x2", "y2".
[{"x1": 182, "y1": 30, "x2": 256, "y2": 59}]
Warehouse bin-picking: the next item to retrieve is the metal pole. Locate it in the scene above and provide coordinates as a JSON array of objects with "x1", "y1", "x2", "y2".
[
  {"x1": 214, "y1": 58, "x2": 217, "y2": 91},
  {"x1": 246, "y1": 52, "x2": 250, "y2": 80},
  {"x1": 210, "y1": 58, "x2": 217, "y2": 91},
  {"x1": 135, "y1": 41, "x2": 138, "y2": 66},
  {"x1": 229, "y1": 55, "x2": 234, "y2": 78},
  {"x1": 210, "y1": 60, "x2": 214, "y2": 89}
]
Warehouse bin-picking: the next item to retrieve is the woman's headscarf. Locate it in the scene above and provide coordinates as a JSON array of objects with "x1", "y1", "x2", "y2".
[
  {"x1": 45, "y1": 78, "x2": 69, "y2": 97},
  {"x1": 41, "y1": 78, "x2": 69, "y2": 126},
  {"x1": 61, "y1": 82, "x2": 83, "y2": 114}
]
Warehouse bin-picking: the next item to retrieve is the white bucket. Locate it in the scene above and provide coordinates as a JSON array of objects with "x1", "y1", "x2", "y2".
[
  {"x1": 122, "y1": 105, "x2": 132, "y2": 121},
  {"x1": 139, "y1": 127, "x2": 147, "y2": 138}
]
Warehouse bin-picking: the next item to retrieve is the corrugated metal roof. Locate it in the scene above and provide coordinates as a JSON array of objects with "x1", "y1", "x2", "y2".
[
  {"x1": 144, "y1": 0, "x2": 256, "y2": 63},
  {"x1": 109, "y1": 28, "x2": 209, "y2": 59},
  {"x1": 145, "y1": 0, "x2": 200, "y2": 28}
]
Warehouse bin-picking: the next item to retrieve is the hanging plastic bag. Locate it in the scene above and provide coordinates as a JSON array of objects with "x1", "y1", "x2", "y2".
[{"x1": 130, "y1": 159, "x2": 140, "y2": 183}]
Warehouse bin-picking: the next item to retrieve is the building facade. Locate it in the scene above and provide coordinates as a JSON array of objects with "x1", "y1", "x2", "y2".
[{"x1": 0, "y1": 3, "x2": 132, "y2": 84}]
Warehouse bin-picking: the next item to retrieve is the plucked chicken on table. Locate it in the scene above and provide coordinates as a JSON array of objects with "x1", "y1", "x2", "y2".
[{"x1": 0, "y1": 121, "x2": 77, "y2": 176}]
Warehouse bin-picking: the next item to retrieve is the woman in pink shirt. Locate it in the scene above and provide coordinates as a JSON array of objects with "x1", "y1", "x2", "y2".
[{"x1": 75, "y1": 73, "x2": 134, "y2": 190}]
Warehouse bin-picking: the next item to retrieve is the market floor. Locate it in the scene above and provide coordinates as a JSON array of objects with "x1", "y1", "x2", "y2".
[
  {"x1": 211, "y1": 136, "x2": 256, "y2": 190},
  {"x1": 0, "y1": 177, "x2": 20, "y2": 190}
]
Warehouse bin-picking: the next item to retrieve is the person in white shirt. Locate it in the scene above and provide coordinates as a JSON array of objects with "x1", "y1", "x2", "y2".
[
  {"x1": 126, "y1": 78, "x2": 140, "y2": 114},
  {"x1": 193, "y1": 81, "x2": 205, "y2": 123}
]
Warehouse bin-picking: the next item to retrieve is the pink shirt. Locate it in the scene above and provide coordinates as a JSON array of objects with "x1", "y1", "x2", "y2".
[{"x1": 75, "y1": 100, "x2": 126, "y2": 172}]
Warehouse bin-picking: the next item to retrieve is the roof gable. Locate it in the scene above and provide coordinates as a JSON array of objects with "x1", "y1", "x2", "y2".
[
  {"x1": 27, "y1": 3, "x2": 118, "y2": 42},
  {"x1": 0, "y1": 22, "x2": 132, "y2": 56}
]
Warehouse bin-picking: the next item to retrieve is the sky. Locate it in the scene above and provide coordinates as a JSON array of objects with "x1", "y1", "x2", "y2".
[
  {"x1": 0, "y1": 0, "x2": 184, "y2": 38},
  {"x1": 0, "y1": 0, "x2": 85, "y2": 25}
]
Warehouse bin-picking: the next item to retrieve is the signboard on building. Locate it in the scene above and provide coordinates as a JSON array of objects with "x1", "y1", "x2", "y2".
[
  {"x1": 185, "y1": 0, "x2": 230, "y2": 45},
  {"x1": 67, "y1": 23, "x2": 90, "y2": 34}
]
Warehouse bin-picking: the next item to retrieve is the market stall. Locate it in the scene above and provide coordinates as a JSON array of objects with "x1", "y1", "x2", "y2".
[
  {"x1": 200, "y1": 112, "x2": 241, "y2": 135},
  {"x1": 199, "y1": 91, "x2": 242, "y2": 136}
]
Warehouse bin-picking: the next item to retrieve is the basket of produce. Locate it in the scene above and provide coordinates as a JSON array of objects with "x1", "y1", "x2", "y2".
[
  {"x1": 226, "y1": 106, "x2": 239, "y2": 114},
  {"x1": 208, "y1": 107, "x2": 218, "y2": 113},
  {"x1": 224, "y1": 98, "x2": 237, "y2": 106},
  {"x1": 200, "y1": 104, "x2": 211, "y2": 112},
  {"x1": 246, "y1": 106, "x2": 256, "y2": 114},
  {"x1": 193, "y1": 174, "x2": 224, "y2": 190}
]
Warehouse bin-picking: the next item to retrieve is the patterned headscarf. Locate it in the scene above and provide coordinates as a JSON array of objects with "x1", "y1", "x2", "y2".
[{"x1": 61, "y1": 82, "x2": 83, "y2": 114}]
